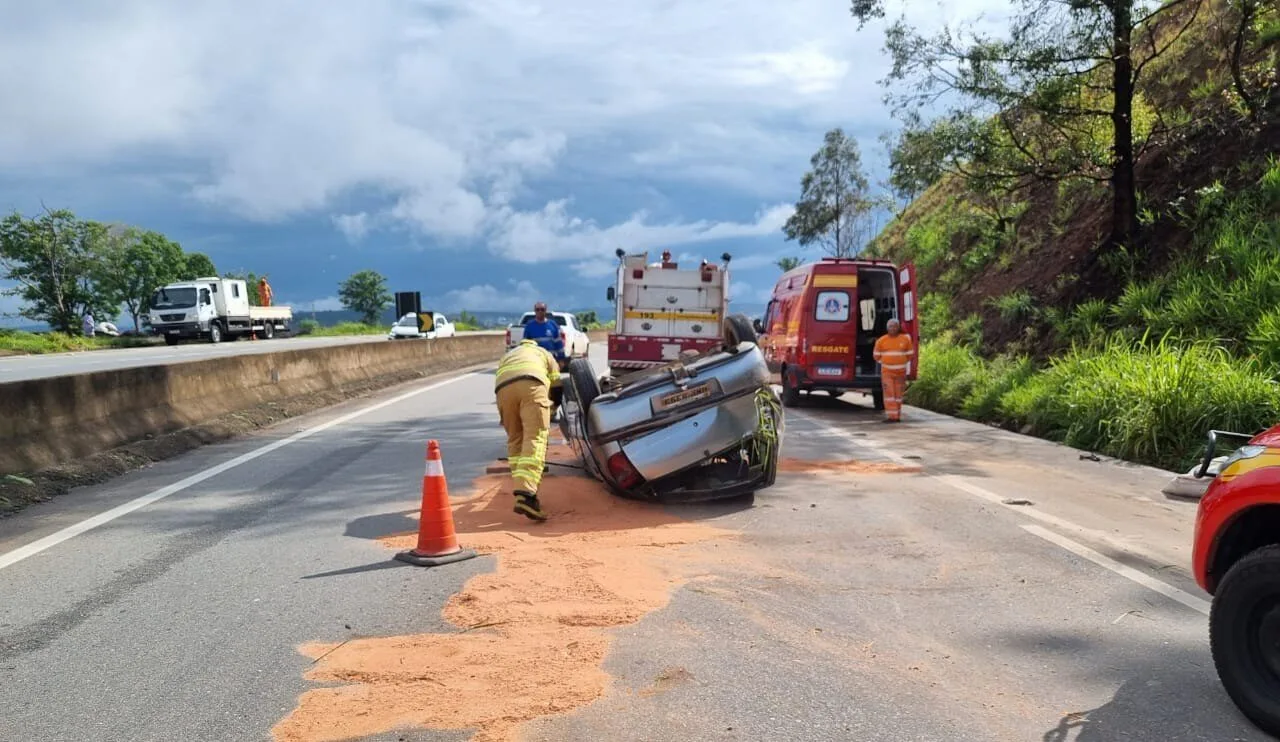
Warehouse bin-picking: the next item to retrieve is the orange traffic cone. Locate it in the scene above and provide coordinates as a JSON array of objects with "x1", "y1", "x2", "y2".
[{"x1": 394, "y1": 440, "x2": 478, "y2": 567}]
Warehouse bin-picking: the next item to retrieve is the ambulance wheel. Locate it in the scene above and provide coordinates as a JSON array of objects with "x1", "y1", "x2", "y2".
[
  {"x1": 567, "y1": 358, "x2": 601, "y2": 410},
  {"x1": 781, "y1": 367, "x2": 802, "y2": 408},
  {"x1": 872, "y1": 387, "x2": 885, "y2": 410},
  {"x1": 723, "y1": 313, "x2": 758, "y2": 349}
]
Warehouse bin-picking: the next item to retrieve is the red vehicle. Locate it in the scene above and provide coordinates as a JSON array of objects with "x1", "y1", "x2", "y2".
[
  {"x1": 1191, "y1": 426, "x2": 1280, "y2": 736},
  {"x1": 755, "y1": 257, "x2": 918, "y2": 408},
  {"x1": 605, "y1": 248, "x2": 734, "y2": 376}
]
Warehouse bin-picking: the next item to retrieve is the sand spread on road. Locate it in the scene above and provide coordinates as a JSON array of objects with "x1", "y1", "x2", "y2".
[
  {"x1": 272, "y1": 435, "x2": 736, "y2": 742},
  {"x1": 778, "y1": 457, "x2": 921, "y2": 474}
]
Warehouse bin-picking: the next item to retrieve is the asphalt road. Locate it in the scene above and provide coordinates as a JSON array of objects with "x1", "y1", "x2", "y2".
[
  {"x1": 0, "y1": 331, "x2": 504, "y2": 383},
  {"x1": 0, "y1": 344, "x2": 1264, "y2": 741}
]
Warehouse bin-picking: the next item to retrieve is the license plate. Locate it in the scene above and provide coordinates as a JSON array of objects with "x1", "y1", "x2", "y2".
[
  {"x1": 168, "y1": 329, "x2": 179, "y2": 334},
  {"x1": 816, "y1": 365, "x2": 843, "y2": 377},
  {"x1": 652, "y1": 379, "x2": 720, "y2": 412}
]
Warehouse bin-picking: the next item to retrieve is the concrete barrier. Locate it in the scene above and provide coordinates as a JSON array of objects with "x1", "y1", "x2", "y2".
[{"x1": 0, "y1": 333, "x2": 504, "y2": 476}]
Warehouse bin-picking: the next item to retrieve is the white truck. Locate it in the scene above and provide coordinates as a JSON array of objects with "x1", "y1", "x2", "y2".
[
  {"x1": 147, "y1": 277, "x2": 293, "y2": 345},
  {"x1": 505, "y1": 310, "x2": 590, "y2": 358},
  {"x1": 604, "y1": 248, "x2": 734, "y2": 375}
]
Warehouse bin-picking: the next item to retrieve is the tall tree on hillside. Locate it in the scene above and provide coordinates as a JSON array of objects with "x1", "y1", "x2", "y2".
[
  {"x1": 0, "y1": 208, "x2": 117, "y2": 333},
  {"x1": 99, "y1": 226, "x2": 189, "y2": 331},
  {"x1": 776, "y1": 256, "x2": 803, "y2": 272},
  {"x1": 339, "y1": 269, "x2": 392, "y2": 325},
  {"x1": 852, "y1": 0, "x2": 1207, "y2": 252},
  {"x1": 180, "y1": 252, "x2": 217, "y2": 279},
  {"x1": 782, "y1": 128, "x2": 876, "y2": 258}
]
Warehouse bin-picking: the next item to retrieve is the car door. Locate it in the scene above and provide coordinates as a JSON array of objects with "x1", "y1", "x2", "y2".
[{"x1": 897, "y1": 262, "x2": 919, "y2": 380}]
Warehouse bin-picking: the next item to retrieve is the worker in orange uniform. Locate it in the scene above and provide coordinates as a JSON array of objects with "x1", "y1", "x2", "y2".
[
  {"x1": 873, "y1": 319, "x2": 915, "y2": 423},
  {"x1": 494, "y1": 338, "x2": 563, "y2": 521},
  {"x1": 257, "y1": 275, "x2": 273, "y2": 307}
]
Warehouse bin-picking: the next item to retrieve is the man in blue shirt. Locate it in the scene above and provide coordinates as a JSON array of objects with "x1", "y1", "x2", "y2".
[{"x1": 523, "y1": 302, "x2": 567, "y2": 420}]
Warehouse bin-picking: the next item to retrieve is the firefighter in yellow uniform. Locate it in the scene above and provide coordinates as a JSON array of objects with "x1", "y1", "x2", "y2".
[
  {"x1": 495, "y1": 338, "x2": 563, "y2": 521},
  {"x1": 872, "y1": 319, "x2": 914, "y2": 423}
]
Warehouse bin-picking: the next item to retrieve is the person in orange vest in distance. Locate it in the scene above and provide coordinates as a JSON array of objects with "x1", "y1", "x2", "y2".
[
  {"x1": 257, "y1": 275, "x2": 273, "y2": 307},
  {"x1": 873, "y1": 319, "x2": 914, "y2": 423},
  {"x1": 495, "y1": 338, "x2": 563, "y2": 521}
]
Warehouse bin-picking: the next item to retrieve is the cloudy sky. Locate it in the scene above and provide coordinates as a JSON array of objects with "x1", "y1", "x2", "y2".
[{"x1": 0, "y1": 0, "x2": 1005, "y2": 326}]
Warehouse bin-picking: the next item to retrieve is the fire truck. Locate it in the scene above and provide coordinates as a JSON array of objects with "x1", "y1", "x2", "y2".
[{"x1": 604, "y1": 248, "x2": 752, "y2": 376}]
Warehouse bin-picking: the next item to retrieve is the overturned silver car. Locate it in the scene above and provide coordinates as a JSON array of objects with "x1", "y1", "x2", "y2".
[{"x1": 557, "y1": 315, "x2": 785, "y2": 502}]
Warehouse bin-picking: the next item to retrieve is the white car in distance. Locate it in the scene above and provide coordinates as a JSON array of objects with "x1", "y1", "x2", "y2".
[{"x1": 388, "y1": 312, "x2": 456, "y2": 340}]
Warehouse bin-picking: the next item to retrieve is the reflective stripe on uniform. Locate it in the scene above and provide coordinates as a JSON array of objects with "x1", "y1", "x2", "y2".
[{"x1": 495, "y1": 340, "x2": 561, "y2": 391}]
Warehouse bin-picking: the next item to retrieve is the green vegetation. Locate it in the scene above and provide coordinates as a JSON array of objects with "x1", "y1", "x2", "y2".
[
  {"x1": 782, "y1": 128, "x2": 882, "y2": 258},
  {"x1": 0, "y1": 208, "x2": 218, "y2": 334},
  {"x1": 903, "y1": 158, "x2": 1280, "y2": 471},
  {"x1": 0, "y1": 329, "x2": 159, "y2": 355},
  {"x1": 835, "y1": 0, "x2": 1280, "y2": 471},
  {"x1": 338, "y1": 270, "x2": 392, "y2": 326},
  {"x1": 910, "y1": 332, "x2": 1280, "y2": 472},
  {"x1": 306, "y1": 322, "x2": 388, "y2": 337}
]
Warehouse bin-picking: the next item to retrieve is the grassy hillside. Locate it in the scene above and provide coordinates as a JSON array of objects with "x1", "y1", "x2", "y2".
[{"x1": 866, "y1": 0, "x2": 1280, "y2": 472}]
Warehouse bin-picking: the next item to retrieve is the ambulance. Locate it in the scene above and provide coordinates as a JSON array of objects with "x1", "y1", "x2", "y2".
[{"x1": 756, "y1": 257, "x2": 919, "y2": 408}]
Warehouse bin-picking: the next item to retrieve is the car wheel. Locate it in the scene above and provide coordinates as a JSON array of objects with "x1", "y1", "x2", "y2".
[
  {"x1": 723, "y1": 313, "x2": 758, "y2": 349},
  {"x1": 781, "y1": 366, "x2": 802, "y2": 408},
  {"x1": 209, "y1": 322, "x2": 222, "y2": 344},
  {"x1": 1210, "y1": 544, "x2": 1280, "y2": 736},
  {"x1": 566, "y1": 357, "x2": 601, "y2": 410},
  {"x1": 872, "y1": 386, "x2": 885, "y2": 410}
]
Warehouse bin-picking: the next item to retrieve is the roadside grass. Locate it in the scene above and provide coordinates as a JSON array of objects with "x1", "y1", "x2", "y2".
[
  {"x1": 302, "y1": 321, "x2": 386, "y2": 337},
  {"x1": 0, "y1": 330, "x2": 159, "y2": 356},
  {"x1": 908, "y1": 333, "x2": 1280, "y2": 472},
  {"x1": 900, "y1": 157, "x2": 1280, "y2": 473}
]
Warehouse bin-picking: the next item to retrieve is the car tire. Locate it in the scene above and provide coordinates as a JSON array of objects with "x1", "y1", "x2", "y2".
[
  {"x1": 723, "y1": 313, "x2": 758, "y2": 349},
  {"x1": 567, "y1": 357, "x2": 601, "y2": 410},
  {"x1": 1210, "y1": 544, "x2": 1280, "y2": 737},
  {"x1": 209, "y1": 322, "x2": 222, "y2": 344},
  {"x1": 781, "y1": 366, "x2": 802, "y2": 408},
  {"x1": 872, "y1": 386, "x2": 885, "y2": 410}
]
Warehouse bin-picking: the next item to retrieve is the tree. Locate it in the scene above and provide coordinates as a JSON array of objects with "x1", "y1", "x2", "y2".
[
  {"x1": 98, "y1": 227, "x2": 189, "y2": 331},
  {"x1": 776, "y1": 257, "x2": 803, "y2": 272},
  {"x1": 851, "y1": 0, "x2": 1207, "y2": 252},
  {"x1": 782, "y1": 128, "x2": 876, "y2": 258},
  {"x1": 338, "y1": 269, "x2": 392, "y2": 325},
  {"x1": 0, "y1": 208, "x2": 117, "y2": 333},
  {"x1": 576, "y1": 310, "x2": 599, "y2": 328},
  {"x1": 180, "y1": 252, "x2": 217, "y2": 280}
]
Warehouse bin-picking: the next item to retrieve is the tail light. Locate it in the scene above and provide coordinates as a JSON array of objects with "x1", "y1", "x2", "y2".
[
  {"x1": 607, "y1": 452, "x2": 643, "y2": 489},
  {"x1": 798, "y1": 339, "x2": 808, "y2": 368},
  {"x1": 505, "y1": 328, "x2": 511, "y2": 345}
]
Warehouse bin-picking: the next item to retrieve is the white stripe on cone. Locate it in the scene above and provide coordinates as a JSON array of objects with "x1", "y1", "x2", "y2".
[{"x1": 425, "y1": 459, "x2": 445, "y2": 477}]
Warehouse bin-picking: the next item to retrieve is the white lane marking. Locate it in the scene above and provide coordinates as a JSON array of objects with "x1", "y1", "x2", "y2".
[
  {"x1": 790, "y1": 411, "x2": 1205, "y2": 613},
  {"x1": 0, "y1": 371, "x2": 481, "y2": 573},
  {"x1": 934, "y1": 474, "x2": 1173, "y2": 567},
  {"x1": 1021, "y1": 525, "x2": 1210, "y2": 615}
]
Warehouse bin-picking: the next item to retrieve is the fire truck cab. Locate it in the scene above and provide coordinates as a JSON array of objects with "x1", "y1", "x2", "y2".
[
  {"x1": 757, "y1": 256, "x2": 918, "y2": 408},
  {"x1": 605, "y1": 248, "x2": 736, "y2": 376}
]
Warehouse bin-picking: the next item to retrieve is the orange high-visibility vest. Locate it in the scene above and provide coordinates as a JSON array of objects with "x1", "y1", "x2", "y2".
[{"x1": 873, "y1": 333, "x2": 915, "y2": 374}]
